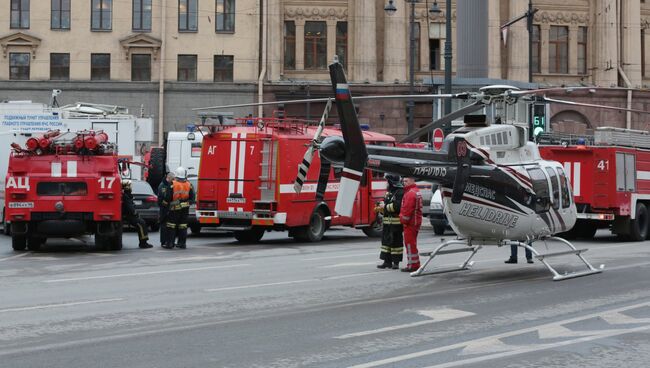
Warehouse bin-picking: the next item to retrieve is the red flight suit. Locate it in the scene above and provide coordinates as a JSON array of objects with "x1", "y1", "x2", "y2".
[{"x1": 400, "y1": 183, "x2": 423, "y2": 270}]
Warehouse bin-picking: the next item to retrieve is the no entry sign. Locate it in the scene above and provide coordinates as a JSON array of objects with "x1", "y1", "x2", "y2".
[{"x1": 433, "y1": 128, "x2": 445, "y2": 151}]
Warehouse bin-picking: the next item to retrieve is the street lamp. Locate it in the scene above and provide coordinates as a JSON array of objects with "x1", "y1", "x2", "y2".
[{"x1": 385, "y1": 0, "x2": 421, "y2": 135}]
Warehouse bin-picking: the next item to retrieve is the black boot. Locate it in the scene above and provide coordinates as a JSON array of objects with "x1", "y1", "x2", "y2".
[
  {"x1": 504, "y1": 257, "x2": 517, "y2": 264},
  {"x1": 527, "y1": 258, "x2": 534, "y2": 264},
  {"x1": 392, "y1": 263, "x2": 400, "y2": 269},
  {"x1": 377, "y1": 262, "x2": 391, "y2": 269},
  {"x1": 139, "y1": 242, "x2": 153, "y2": 249}
]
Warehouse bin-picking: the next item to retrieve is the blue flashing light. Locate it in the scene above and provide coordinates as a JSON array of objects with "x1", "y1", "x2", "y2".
[
  {"x1": 360, "y1": 124, "x2": 371, "y2": 131},
  {"x1": 186, "y1": 124, "x2": 196, "y2": 132}
]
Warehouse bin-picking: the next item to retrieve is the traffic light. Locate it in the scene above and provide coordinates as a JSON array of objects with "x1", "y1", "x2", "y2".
[{"x1": 530, "y1": 103, "x2": 547, "y2": 140}]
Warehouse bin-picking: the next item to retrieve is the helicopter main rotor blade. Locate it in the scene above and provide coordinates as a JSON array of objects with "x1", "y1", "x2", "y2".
[
  {"x1": 293, "y1": 98, "x2": 333, "y2": 194},
  {"x1": 400, "y1": 100, "x2": 486, "y2": 143},
  {"x1": 193, "y1": 94, "x2": 468, "y2": 112},
  {"x1": 542, "y1": 96, "x2": 650, "y2": 115}
]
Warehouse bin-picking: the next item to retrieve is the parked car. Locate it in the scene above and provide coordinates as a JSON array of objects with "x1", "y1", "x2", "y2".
[
  {"x1": 130, "y1": 180, "x2": 160, "y2": 231},
  {"x1": 188, "y1": 177, "x2": 201, "y2": 234},
  {"x1": 417, "y1": 181, "x2": 434, "y2": 217},
  {"x1": 429, "y1": 186, "x2": 453, "y2": 235}
]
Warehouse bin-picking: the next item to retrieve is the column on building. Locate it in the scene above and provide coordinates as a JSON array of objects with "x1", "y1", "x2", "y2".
[
  {"x1": 593, "y1": 0, "x2": 618, "y2": 86},
  {"x1": 327, "y1": 21, "x2": 337, "y2": 65},
  {"x1": 487, "y1": 0, "x2": 501, "y2": 79},
  {"x1": 295, "y1": 20, "x2": 305, "y2": 71},
  {"x1": 622, "y1": 0, "x2": 642, "y2": 87},
  {"x1": 351, "y1": 0, "x2": 377, "y2": 82},
  {"x1": 507, "y1": 0, "x2": 528, "y2": 81},
  {"x1": 267, "y1": 0, "x2": 283, "y2": 80},
  {"x1": 568, "y1": 25, "x2": 579, "y2": 75},
  {"x1": 383, "y1": 3, "x2": 407, "y2": 82},
  {"x1": 540, "y1": 23, "x2": 550, "y2": 75}
]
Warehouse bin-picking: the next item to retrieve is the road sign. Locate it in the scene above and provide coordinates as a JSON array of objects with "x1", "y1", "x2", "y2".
[{"x1": 433, "y1": 128, "x2": 445, "y2": 151}]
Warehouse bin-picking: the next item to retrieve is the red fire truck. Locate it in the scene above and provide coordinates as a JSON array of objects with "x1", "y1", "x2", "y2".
[
  {"x1": 539, "y1": 127, "x2": 650, "y2": 241},
  {"x1": 196, "y1": 118, "x2": 393, "y2": 242},
  {"x1": 5, "y1": 130, "x2": 123, "y2": 251}
]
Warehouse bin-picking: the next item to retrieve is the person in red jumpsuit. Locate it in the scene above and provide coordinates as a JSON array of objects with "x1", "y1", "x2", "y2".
[{"x1": 399, "y1": 176, "x2": 423, "y2": 272}]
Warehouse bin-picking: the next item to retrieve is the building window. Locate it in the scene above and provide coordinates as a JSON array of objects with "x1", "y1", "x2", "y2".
[
  {"x1": 131, "y1": 54, "x2": 151, "y2": 81},
  {"x1": 11, "y1": 0, "x2": 30, "y2": 29},
  {"x1": 50, "y1": 53, "x2": 70, "y2": 80},
  {"x1": 429, "y1": 39, "x2": 441, "y2": 70},
  {"x1": 413, "y1": 22, "x2": 421, "y2": 71},
  {"x1": 178, "y1": 55, "x2": 197, "y2": 81},
  {"x1": 284, "y1": 21, "x2": 296, "y2": 70},
  {"x1": 51, "y1": 0, "x2": 70, "y2": 29},
  {"x1": 91, "y1": 0, "x2": 112, "y2": 31},
  {"x1": 9, "y1": 53, "x2": 30, "y2": 80},
  {"x1": 336, "y1": 22, "x2": 348, "y2": 68},
  {"x1": 215, "y1": 0, "x2": 235, "y2": 32},
  {"x1": 179, "y1": 0, "x2": 198, "y2": 32},
  {"x1": 91, "y1": 53, "x2": 110, "y2": 80},
  {"x1": 214, "y1": 55, "x2": 234, "y2": 82},
  {"x1": 133, "y1": 0, "x2": 152, "y2": 31},
  {"x1": 532, "y1": 25, "x2": 541, "y2": 73},
  {"x1": 304, "y1": 21, "x2": 327, "y2": 70},
  {"x1": 549, "y1": 25, "x2": 569, "y2": 74},
  {"x1": 577, "y1": 26, "x2": 587, "y2": 75}
]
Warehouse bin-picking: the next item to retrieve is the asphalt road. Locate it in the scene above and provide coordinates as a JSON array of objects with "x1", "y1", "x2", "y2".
[{"x1": 1, "y1": 226, "x2": 649, "y2": 368}]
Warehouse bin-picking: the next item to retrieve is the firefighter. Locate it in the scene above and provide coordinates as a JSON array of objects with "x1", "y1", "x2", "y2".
[
  {"x1": 399, "y1": 176, "x2": 423, "y2": 272},
  {"x1": 163, "y1": 167, "x2": 195, "y2": 249},
  {"x1": 157, "y1": 171, "x2": 175, "y2": 247},
  {"x1": 376, "y1": 174, "x2": 404, "y2": 269},
  {"x1": 121, "y1": 180, "x2": 153, "y2": 249}
]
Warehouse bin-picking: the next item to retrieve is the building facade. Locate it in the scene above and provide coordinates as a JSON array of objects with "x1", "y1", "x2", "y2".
[{"x1": 1, "y1": 0, "x2": 650, "y2": 142}]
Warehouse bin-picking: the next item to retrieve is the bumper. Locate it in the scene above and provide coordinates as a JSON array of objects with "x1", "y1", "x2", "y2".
[
  {"x1": 197, "y1": 210, "x2": 286, "y2": 229},
  {"x1": 135, "y1": 209, "x2": 159, "y2": 224}
]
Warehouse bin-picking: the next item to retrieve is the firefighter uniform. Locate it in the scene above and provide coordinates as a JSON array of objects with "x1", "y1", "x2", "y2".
[
  {"x1": 157, "y1": 173, "x2": 174, "y2": 247},
  {"x1": 121, "y1": 180, "x2": 153, "y2": 249},
  {"x1": 399, "y1": 180, "x2": 423, "y2": 272},
  {"x1": 164, "y1": 167, "x2": 195, "y2": 249},
  {"x1": 377, "y1": 175, "x2": 404, "y2": 269}
]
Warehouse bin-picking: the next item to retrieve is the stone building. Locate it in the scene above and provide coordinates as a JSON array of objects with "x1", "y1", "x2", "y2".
[{"x1": 1, "y1": 0, "x2": 650, "y2": 142}]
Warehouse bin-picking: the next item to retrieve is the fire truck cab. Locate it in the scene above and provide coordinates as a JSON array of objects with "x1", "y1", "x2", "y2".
[
  {"x1": 5, "y1": 130, "x2": 123, "y2": 251},
  {"x1": 196, "y1": 117, "x2": 393, "y2": 242},
  {"x1": 539, "y1": 127, "x2": 650, "y2": 241}
]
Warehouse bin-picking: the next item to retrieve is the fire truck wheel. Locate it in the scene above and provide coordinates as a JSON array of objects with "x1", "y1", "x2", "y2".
[
  {"x1": 234, "y1": 228, "x2": 264, "y2": 243},
  {"x1": 11, "y1": 235, "x2": 26, "y2": 251},
  {"x1": 107, "y1": 225, "x2": 123, "y2": 251},
  {"x1": 147, "y1": 147, "x2": 166, "y2": 189},
  {"x1": 294, "y1": 210, "x2": 326, "y2": 242},
  {"x1": 629, "y1": 203, "x2": 649, "y2": 242},
  {"x1": 190, "y1": 224, "x2": 202, "y2": 234},
  {"x1": 27, "y1": 236, "x2": 45, "y2": 251},
  {"x1": 362, "y1": 220, "x2": 383, "y2": 238}
]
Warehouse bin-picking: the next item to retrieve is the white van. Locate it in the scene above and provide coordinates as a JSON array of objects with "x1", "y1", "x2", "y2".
[{"x1": 165, "y1": 131, "x2": 203, "y2": 177}]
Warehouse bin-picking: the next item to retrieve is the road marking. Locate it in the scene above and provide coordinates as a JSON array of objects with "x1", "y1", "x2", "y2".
[
  {"x1": 0, "y1": 298, "x2": 124, "y2": 313},
  {"x1": 44, "y1": 264, "x2": 250, "y2": 283},
  {"x1": 206, "y1": 271, "x2": 381, "y2": 292},
  {"x1": 346, "y1": 300, "x2": 650, "y2": 368},
  {"x1": 335, "y1": 308, "x2": 475, "y2": 339},
  {"x1": 320, "y1": 262, "x2": 376, "y2": 268},
  {"x1": 0, "y1": 253, "x2": 29, "y2": 262},
  {"x1": 301, "y1": 252, "x2": 376, "y2": 261}
]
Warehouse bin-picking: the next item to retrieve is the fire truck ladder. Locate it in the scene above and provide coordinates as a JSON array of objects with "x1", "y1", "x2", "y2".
[
  {"x1": 506, "y1": 237, "x2": 604, "y2": 281},
  {"x1": 258, "y1": 137, "x2": 277, "y2": 201}
]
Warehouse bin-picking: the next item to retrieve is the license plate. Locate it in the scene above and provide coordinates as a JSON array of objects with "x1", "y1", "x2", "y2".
[{"x1": 133, "y1": 200, "x2": 142, "y2": 205}]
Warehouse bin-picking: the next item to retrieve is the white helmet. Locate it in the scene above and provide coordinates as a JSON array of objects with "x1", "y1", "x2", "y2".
[{"x1": 174, "y1": 166, "x2": 187, "y2": 179}]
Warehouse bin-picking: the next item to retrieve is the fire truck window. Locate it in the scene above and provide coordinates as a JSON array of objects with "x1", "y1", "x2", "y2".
[
  {"x1": 557, "y1": 167, "x2": 571, "y2": 208},
  {"x1": 526, "y1": 168, "x2": 550, "y2": 213},
  {"x1": 545, "y1": 167, "x2": 560, "y2": 210},
  {"x1": 37, "y1": 182, "x2": 88, "y2": 196},
  {"x1": 616, "y1": 153, "x2": 625, "y2": 191},
  {"x1": 625, "y1": 154, "x2": 636, "y2": 192}
]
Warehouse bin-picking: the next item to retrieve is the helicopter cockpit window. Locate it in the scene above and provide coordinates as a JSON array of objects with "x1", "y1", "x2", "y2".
[
  {"x1": 545, "y1": 167, "x2": 560, "y2": 210},
  {"x1": 526, "y1": 168, "x2": 551, "y2": 213},
  {"x1": 557, "y1": 167, "x2": 571, "y2": 208}
]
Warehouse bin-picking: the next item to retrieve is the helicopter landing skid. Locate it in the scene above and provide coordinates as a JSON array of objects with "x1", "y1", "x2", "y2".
[
  {"x1": 410, "y1": 240, "x2": 481, "y2": 277},
  {"x1": 507, "y1": 237, "x2": 605, "y2": 281}
]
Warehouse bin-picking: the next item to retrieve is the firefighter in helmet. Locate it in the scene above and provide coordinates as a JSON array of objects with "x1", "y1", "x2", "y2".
[
  {"x1": 375, "y1": 174, "x2": 404, "y2": 269},
  {"x1": 157, "y1": 171, "x2": 175, "y2": 247},
  {"x1": 121, "y1": 179, "x2": 153, "y2": 249},
  {"x1": 163, "y1": 167, "x2": 195, "y2": 249}
]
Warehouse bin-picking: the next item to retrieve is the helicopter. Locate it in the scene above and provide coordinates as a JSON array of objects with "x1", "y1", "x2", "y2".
[{"x1": 194, "y1": 59, "x2": 649, "y2": 281}]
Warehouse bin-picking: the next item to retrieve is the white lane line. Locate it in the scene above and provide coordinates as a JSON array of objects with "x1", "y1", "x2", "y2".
[
  {"x1": 0, "y1": 253, "x2": 29, "y2": 262},
  {"x1": 44, "y1": 264, "x2": 250, "y2": 283},
  {"x1": 205, "y1": 271, "x2": 381, "y2": 292},
  {"x1": 301, "y1": 252, "x2": 377, "y2": 261},
  {"x1": 346, "y1": 300, "x2": 650, "y2": 368},
  {"x1": 0, "y1": 298, "x2": 124, "y2": 313},
  {"x1": 335, "y1": 308, "x2": 475, "y2": 339}
]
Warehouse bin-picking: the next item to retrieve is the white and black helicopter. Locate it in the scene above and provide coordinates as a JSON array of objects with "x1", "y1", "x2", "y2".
[{"x1": 196, "y1": 59, "x2": 650, "y2": 281}]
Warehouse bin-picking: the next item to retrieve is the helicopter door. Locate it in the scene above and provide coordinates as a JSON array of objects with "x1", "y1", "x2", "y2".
[{"x1": 527, "y1": 167, "x2": 552, "y2": 233}]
